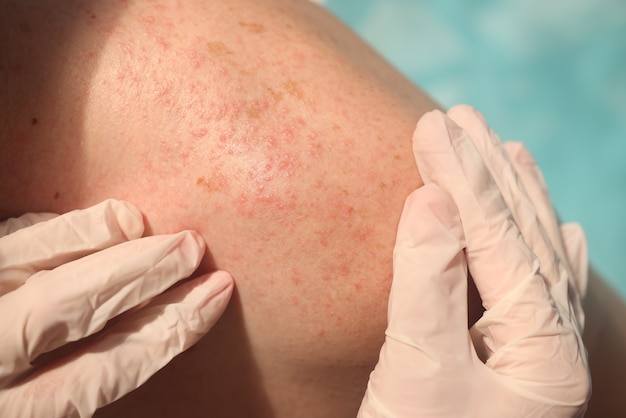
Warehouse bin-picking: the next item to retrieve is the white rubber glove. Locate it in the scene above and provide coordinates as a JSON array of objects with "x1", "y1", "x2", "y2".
[
  {"x1": 0, "y1": 200, "x2": 233, "y2": 418},
  {"x1": 359, "y1": 105, "x2": 590, "y2": 417}
]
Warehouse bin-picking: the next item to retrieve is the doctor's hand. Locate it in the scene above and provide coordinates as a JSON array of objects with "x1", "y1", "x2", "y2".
[
  {"x1": 359, "y1": 106, "x2": 590, "y2": 417},
  {"x1": 0, "y1": 200, "x2": 233, "y2": 418}
]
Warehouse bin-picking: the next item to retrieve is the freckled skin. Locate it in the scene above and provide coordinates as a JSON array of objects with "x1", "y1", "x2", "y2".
[{"x1": 0, "y1": 0, "x2": 446, "y2": 417}]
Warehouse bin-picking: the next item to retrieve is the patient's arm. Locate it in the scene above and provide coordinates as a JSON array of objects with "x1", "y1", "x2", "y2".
[
  {"x1": 583, "y1": 271, "x2": 626, "y2": 417},
  {"x1": 0, "y1": 0, "x2": 623, "y2": 417}
]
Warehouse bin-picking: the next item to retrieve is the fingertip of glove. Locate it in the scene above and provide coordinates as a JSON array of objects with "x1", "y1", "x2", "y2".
[
  {"x1": 174, "y1": 230, "x2": 207, "y2": 265},
  {"x1": 447, "y1": 104, "x2": 485, "y2": 124},
  {"x1": 399, "y1": 185, "x2": 463, "y2": 242},
  {"x1": 194, "y1": 271, "x2": 234, "y2": 325},
  {"x1": 447, "y1": 104, "x2": 504, "y2": 148},
  {"x1": 199, "y1": 270, "x2": 234, "y2": 294},
  {"x1": 413, "y1": 109, "x2": 447, "y2": 147},
  {"x1": 413, "y1": 109, "x2": 469, "y2": 153},
  {"x1": 107, "y1": 200, "x2": 145, "y2": 240}
]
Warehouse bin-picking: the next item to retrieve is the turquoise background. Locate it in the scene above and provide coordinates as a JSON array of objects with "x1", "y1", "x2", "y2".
[{"x1": 324, "y1": 0, "x2": 626, "y2": 299}]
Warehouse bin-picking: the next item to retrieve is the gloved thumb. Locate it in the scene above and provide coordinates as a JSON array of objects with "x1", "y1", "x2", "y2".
[
  {"x1": 360, "y1": 185, "x2": 471, "y2": 417},
  {"x1": 386, "y1": 184, "x2": 469, "y2": 350}
]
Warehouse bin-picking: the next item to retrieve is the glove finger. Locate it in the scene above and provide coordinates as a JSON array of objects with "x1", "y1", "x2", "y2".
[
  {"x1": 0, "y1": 271, "x2": 233, "y2": 418},
  {"x1": 413, "y1": 110, "x2": 548, "y2": 310},
  {"x1": 361, "y1": 185, "x2": 471, "y2": 417},
  {"x1": 0, "y1": 200, "x2": 145, "y2": 294},
  {"x1": 447, "y1": 106, "x2": 579, "y2": 332},
  {"x1": 0, "y1": 230, "x2": 205, "y2": 385},
  {"x1": 386, "y1": 185, "x2": 469, "y2": 353},
  {"x1": 0, "y1": 212, "x2": 58, "y2": 237},
  {"x1": 446, "y1": 106, "x2": 564, "y2": 293},
  {"x1": 500, "y1": 141, "x2": 564, "y2": 255},
  {"x1": 504, "y1": 142, "x2": 587, "y2": 327}
]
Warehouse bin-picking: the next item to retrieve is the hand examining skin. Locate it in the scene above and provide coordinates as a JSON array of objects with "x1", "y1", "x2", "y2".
[
  {"x1": 359, "y1": 105, "x2": 591, "y2": 417},
  {"x1": 0, "y1": 200, "x2": 233, "y2": 417}
]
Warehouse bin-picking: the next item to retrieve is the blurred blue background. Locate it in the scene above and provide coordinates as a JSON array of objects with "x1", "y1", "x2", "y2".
[{"x1": 323, "y1": 0, "x2": 626, "y2": 299}]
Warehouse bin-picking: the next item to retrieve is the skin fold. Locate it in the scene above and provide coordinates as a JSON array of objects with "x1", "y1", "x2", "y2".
[{"x1": 0, "y1": 0, "x2": 623, "y2": 416}]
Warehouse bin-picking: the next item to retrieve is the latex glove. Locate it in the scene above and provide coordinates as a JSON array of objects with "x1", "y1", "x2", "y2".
[
  {"x1": 0, "y1": 200, "x2": 233, "y2": 417},
  {"x1": 359, "y1": 105, "x2": 590, "y2": 417}
]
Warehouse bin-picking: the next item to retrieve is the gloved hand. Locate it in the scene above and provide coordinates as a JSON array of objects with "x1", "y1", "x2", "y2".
[
  {"x1": 0, "y1": 200, "x2": 233, "y2": 417},
  {"x1": 359, "y1": 105, "x2": 590, "y2": 417}
]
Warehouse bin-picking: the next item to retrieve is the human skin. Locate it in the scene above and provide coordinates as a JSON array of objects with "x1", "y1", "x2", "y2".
[{"x1": 0, "y1": 0, "x2": 623, "y2": 417}]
